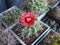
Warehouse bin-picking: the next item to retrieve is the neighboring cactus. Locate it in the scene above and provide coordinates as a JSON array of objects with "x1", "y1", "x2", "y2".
[
  {"x1": 2, "y1": 6, "x2": 24, "y2": 26},
  {"x1": 0, "y1": 28, "x2": 20, "y2": 45},
  {"x1": 27, "y1": 0, "x2": 48, "y2": 16},
  {"x1": 38, "y1": 31, "x2": 60, "y2": 45}
]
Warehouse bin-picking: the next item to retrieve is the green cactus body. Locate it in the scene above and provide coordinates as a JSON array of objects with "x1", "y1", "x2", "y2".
[
  {"x1": 18, "y1": 20, "x2": 44, "y2": 38},
  {"x1": 28, "y1": 0, "x2": 47, "y2": 16},
  {"x1": 2, "y1": 7, "x2": 24, "y2": 26}
]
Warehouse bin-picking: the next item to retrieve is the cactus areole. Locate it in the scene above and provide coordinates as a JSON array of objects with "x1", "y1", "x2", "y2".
[{"x1": 20, "y1": 12, "x2": 37, "y2": 28}]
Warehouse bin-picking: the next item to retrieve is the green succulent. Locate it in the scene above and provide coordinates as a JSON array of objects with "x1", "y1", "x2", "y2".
[
  {"x1": 2, "y1": 8, "x2": 23, "y2": 26},
  {"x1": 20, "y1": 20, "x2": 43, "y2": 38},
  {"x1": 28, "y1": 0, "x2": 47, "y2": 16}
]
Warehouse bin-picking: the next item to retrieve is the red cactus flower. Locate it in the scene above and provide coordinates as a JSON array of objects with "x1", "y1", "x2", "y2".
[{"x1": 20, "y1": 12, "x2": 37, "y2": 28}]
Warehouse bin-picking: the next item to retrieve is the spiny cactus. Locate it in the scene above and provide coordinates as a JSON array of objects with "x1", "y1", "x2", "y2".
[
  {"x1": 38, "y1": 31, "x2": 60, "y2": 45},
  {"x1": 0, "y1": 27, "x2": 20, "y2": 45},
  {"x1": 2, "y1": 6, "x2": 24, "y2": 26},
  {"x1": 27, "y1": 0, "x2": 47, "y2": 16},
  {"x1": 19, "y1": 20, "x2": 44, "y2": 38}
]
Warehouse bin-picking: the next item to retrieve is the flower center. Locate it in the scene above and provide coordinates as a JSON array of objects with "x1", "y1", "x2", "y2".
[{"x1": 25, "y1": 17, "x2": 32, "y2": 23}]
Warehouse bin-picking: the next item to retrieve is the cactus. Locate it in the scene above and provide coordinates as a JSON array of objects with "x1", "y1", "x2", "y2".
[
  {"x1": 0, "y1": 22, "x2": 20, "y2": 45},
  {"x1": 27, "y1": 0, "x2": 47, "y2": 16},
  {"x1": 2, "y1": 7, "x2": 24, "y2": 26},
  {"x1": 0, "y1": 28, "x2": 18, "y2": 45},
  {"x1": 18, "y1": 20, "x2": 44, "y2": 38}
]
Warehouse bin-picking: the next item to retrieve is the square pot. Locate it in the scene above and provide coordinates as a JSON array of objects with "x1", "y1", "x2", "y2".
[
  {"x1": 0, "y1": 22, "x2": 21, "y2": 45},
  {"x1": 37, "y1": 29, "x2": 60, "y2": 45},
  {"x1": 41, "y1": 14, "x2": 60, "y2": 31},
  {"x1": 9, "y1": 21, "x2": 50, "y2": 45},
  {"x1": 1, "y1": 6, "x2": 24, "y2": 28},
  {"x1": 0, "y1": 24, "x2": 21, "y2": 45},
  {"x1": 0, "y1": 22, "x2": 6, "y2": 29}
]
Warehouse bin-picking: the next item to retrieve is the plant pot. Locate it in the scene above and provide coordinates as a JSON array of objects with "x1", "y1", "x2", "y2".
[
  {"x1": 1, "y1": 6, "x2": 24, "y2": 28},
  {"x1": 9, "y1": 21, "x2": 50, "y2": 45},
  {"x1": 0, "y1": 25, "x2": 21, "y2": 45},
  {"x1": 0, "y1": 22, "x2": 21, "y2": 45},
  {"x1": 41, "y1": 14, "x2": 60, "y2": 31},
  {"x1": 37, "y1": 29, "x2": 60, "y2": 45}
]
